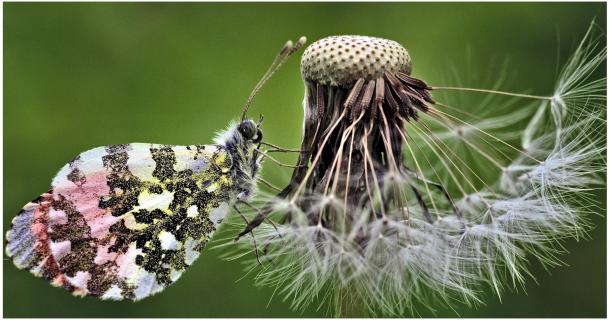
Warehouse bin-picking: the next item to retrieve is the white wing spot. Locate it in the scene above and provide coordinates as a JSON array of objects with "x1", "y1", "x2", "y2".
[
  {"x1": 123, "y1": 214, "x2": 148, "y2": 231},
  {"x1": 186, "y1": 205, "x2": 199, "y2": 218},
  {"x1": 170, "y1": 269, "x2": 182, "y2": 282},
  {"x1": 49, "y1": 240, "x2": 71, "y2": 261},
  {"x1": 210, "y1": 202, "x2": 229, "y2": 225},
  {"x1": 206, "y1": 183, "x2": 218, "y2": 193},
  {"x1": 117, "y1": 243, "x2": 144, "y2": 280},
  {"x1": 173, "y1": 146, "x2": 192, "y2": 172},
  {"x1": 159, "y1": 231, "x2": 178, "y2": 250},
  {"x1": 184, "y1": 238, "x2": 200, "y2": 265},
  {"x1": 94, "y1": 243, "x2": 118, "y2": 265},
  {"x1": 76, "y1": 147, "x2": 106, "y2": 174},
  {"x1": 101, "y1": 284, "x2": 124, "y2": 300},
  {"x1": 66, "y1": 271, "x2": 91, "y2": 293},
  {"x1": 136, "y1": 190, "x2": 174, "y2": 212},
  {"x1": 48, "y1": 208, "x2": 68, "y2": 225},
  {"x1": 127, "y1": 148, "x2": 157, "y2": 180},
  {"x1": 132, "y1": 270, "x2": 165, "y2": 301}
]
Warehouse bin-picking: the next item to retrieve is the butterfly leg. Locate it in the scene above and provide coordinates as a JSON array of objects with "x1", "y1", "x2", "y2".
[
  {"x1": 239, "y1": 202, "x2": 283, "y2": 265},
  {"x1": 254, "y1": 149, "x2": 307, "y2": 169},
  {"x1": 237, "y1": 200, "x2": 281, "y2": 237},
  {"x1": 236, "y1": 120, "x2": 315, "y2": 241},
  {"x1": 260, "y1": 236, "x2": 279, "y2": 266},
  {"x1": 258, "y1": 178, "x2": 282, "y2": 192},
  {"x1": 233, "y1": 205, "x2": 262, "y2": 265},
  {"x1": 259, "y1": 141, "x2": 303, "y2": 153},
  {"x1": 240, "y1": 201, "x2": 283, "y2": 265},
  {"x1": 408, "y1": 185, "x2": 433, "y2": 223},
  {"x1": 402, "y1": 167, "x2": 461, "y2": 219}
]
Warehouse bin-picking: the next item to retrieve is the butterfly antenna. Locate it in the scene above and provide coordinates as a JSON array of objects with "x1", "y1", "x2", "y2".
[{"x1": 241, "y1": 36, "x2": 307, "y2": 121}]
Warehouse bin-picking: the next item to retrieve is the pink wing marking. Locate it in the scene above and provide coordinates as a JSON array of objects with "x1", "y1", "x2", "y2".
[{"x1": 53, "y1": 171, "x2": 117, "y2": 240}]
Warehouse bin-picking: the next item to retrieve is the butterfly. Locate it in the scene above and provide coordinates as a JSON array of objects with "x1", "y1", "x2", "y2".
[{"x1": 5, "y1": 36, "x2": 306, "y2": 301}]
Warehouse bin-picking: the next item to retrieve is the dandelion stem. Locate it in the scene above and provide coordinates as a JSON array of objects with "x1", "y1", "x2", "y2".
[{"x1": 431, "y1": 86, "x2": 552, "y2": 100}]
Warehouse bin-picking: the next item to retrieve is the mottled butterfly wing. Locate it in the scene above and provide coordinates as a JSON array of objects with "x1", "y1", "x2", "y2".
[{"x1": 5, "y1": 143, "x2": 235, "y2": 300}]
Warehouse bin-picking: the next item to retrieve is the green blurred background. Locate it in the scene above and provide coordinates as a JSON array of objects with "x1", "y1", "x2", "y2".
[{"x1": 3, "y1": 2, "x2": 606, "y2": 318}]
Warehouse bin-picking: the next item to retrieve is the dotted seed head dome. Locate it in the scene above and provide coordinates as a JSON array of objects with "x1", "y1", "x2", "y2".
[{"x1": 301, "y1": 35, "x2": 412, "y2": 87}]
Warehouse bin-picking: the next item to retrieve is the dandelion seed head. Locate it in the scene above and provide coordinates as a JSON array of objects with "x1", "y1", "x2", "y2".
[{"x1": 227, "y1": 24, "x2": 606, "y2": 316}]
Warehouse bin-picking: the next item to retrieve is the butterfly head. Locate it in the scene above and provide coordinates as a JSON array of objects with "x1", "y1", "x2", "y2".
[{"x1": 237, "y1": 118, "x2": 263, "y2": 144}]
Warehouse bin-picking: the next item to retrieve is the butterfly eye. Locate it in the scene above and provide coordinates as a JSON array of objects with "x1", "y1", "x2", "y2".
[
  {"x1": 253, "y1": 128, "x2": 263, "y2": 143},
  {"x1": 238, "y1": 120, "x2": 257, "y2": 140}
]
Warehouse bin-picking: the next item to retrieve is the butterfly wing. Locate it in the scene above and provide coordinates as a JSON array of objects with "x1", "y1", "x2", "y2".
[{"x1": 5, "y1": 143, "x2": 235, "y2": 300}]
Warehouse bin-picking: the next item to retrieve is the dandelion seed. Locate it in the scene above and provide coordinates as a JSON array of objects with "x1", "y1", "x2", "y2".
[{"x1": 231, "y1": 23, "x2": 606, "y2": 316}]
